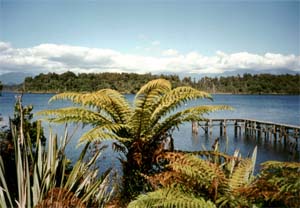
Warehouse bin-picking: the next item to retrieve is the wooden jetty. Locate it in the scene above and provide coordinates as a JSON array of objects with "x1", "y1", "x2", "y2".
[
  {"x1": 192, "y1": 118, "x2": 300, "y2": 155},
  {"x1": 194, "y1": 119, "x2": 299, "y2": 139},
  {"x1": 192, "y1": 118, "x2": 300, "y2": 148}
]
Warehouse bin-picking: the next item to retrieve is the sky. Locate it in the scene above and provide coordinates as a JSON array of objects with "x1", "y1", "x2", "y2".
[{"x1": 0, "y1": 0, "x2": 299, "y2": 77}]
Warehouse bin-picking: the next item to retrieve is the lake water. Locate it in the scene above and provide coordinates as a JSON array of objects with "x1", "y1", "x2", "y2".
[{"x1": 1, "y1": 92, "x2": 299, "y2": 173}]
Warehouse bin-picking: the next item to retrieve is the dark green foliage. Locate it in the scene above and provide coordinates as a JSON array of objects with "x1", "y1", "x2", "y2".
[
  {"x1": 7, "y1": 99, "x2": 46, "y2": 146},
  {"x1": 22, "y1": 72, "x2": 181, "y2": 94},
  {"x1": 0, "y1": 81, "x2": 2, "y2": 95},
  {"x1": 10, "y1": 72, "x2": 300, "y2": 94},
  {"x1": 196, "y1": 73, "x2": 300, "y2": 94},
  {"x1": 243, "y1": 161, "x2": 300, "y2": 207},
  {"x1": 128, "y1": 186, "x2": 216, "y2": 208}
]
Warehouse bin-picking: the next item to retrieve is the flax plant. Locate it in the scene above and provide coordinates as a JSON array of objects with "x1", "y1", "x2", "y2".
[{"x1": 0, "y1": 99, "x2": 113, "y2": 207}]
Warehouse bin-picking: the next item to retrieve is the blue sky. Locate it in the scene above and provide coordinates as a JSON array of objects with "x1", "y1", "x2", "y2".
[{"x1": 0, "y1": 0, "x2": 299, "y2": 76}]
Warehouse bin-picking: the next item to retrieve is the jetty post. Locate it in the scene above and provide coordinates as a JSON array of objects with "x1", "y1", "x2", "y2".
[
  {"x1": 192, "y1": 121, "x2": 198, "y2": 134},
  {"x1": 234, "y1": 121, "x2": 238, "y2": 136}
]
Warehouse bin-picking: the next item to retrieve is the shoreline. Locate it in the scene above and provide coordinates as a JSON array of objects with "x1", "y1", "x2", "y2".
[{"x1": 2, "y1": 90, "x2": 300, "y2": 96}]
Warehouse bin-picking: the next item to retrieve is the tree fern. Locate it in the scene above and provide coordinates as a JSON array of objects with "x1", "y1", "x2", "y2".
[{"x1": 37, "y1": 78, "x2": 231, "y2": 203}]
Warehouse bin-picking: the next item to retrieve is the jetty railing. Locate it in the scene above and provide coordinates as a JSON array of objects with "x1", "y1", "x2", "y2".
[{"x1": 192, "y1": 118, "x2": 300, "y2": 156}]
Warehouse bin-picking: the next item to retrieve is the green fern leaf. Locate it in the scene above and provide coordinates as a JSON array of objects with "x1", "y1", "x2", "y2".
[{"x1": 128, "y1": 187, "x2": 216, "y2": 208}]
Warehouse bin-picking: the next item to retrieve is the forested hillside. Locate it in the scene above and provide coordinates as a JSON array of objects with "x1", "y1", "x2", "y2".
[{"x1": 7, "y1": 72, "x2": 300, "y2": 94}]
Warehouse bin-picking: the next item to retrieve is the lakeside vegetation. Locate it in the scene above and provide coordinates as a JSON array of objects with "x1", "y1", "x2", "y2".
[
  {"x1": 1, "y1": 79, "x2": 300, "y2": 207},
  {"x1": 4, "y1": 72, "x2": 300, "y2": 94}
]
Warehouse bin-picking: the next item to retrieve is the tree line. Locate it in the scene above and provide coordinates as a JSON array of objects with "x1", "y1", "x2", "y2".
[
  {"x1": 193, "y1": 73, "x2": 300, "y2": 94},
  {"x1": 0, "y1": 81, "x2": 2, "y2": 95},
  {"x1": 5, "y1": 72, "x2": 300, "y2": 94}
]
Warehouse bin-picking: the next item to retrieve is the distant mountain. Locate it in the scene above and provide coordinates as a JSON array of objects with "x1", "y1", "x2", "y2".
[{"x1": 0, "y1": 72, "x2": 34, "y2": 85}]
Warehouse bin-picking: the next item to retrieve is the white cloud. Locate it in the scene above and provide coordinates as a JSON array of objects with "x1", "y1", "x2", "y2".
[
  {"x1": 0, "y1": 42, "x2": 11, "y2": 52},
  {"x1": 162, "y1": 49, "x2": 179, "y2": 56},
  {"x1": 0, "y1": 41, "x2": 299, "y2": 76}
]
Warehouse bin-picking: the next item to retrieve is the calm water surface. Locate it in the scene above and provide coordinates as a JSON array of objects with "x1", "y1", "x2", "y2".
[{"x1": 1, "y1": 92, "x2": 299, "y2": 172}]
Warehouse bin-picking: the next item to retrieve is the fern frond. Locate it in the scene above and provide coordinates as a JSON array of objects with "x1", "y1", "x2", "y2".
[
  {"x1": 92, "y1": 89, "x2": 132, "y2": 123},
  {"x1": 49, "y1": 89, "x2": 131, "y2": 123},
  {"x1": 135, "y1": 79, "x2": 171, "y2": 104},
  {"x1": 36, "y1": 107, "x2": 111, "y2": 125},
  {"x1": 78, "y1": 124, "x2": 131, "y2": 145},
  {"x1": 134, "y1": 79, "x2": 171, "y2": 112},
  {"x1": 49, "y1": 92, "x2": 88, "y2": 103},
  {"x1": 216, "y1": 193, "x2": 250, "y2": 208},
  {"x1": 228, "y1": 159, "x2": 253, "y2": 191},
  {"x1": 181, "y1": 105, "x2": 233, "y2": 118},
  {"x1": 131, "y1": 79, "x2": 171, "y2": 139},
  {"x1": 128, "y1": 187, "x2": 216, "y2": 208},
  {"x1": 168, "y1": 154, "x2": 227, "y2": 192},
  {"x1": 151, "y1": 105, "x2": 232, "y2": 140},
  {"x1": 260, "y1": 160, "x2": 300, "y2": 170},
  {"x1": 151, "y1": 86, "x2": 212, "y2": 120}
]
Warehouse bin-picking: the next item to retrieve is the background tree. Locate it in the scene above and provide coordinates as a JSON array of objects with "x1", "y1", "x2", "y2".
[
  {"x1": 7, "y1": 96, "x2": 46, "y2": 146},
  {"x1": 37, "y1": 79, "x2": 231, "y2": 204},
  {"x1": 18, "y1": 72, "x2": 300, "y2": 94},
  {"x1": 0, "y1": 81, "x2": 2, "y2": 95}
]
